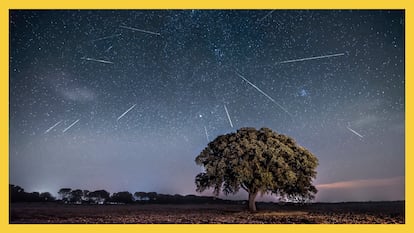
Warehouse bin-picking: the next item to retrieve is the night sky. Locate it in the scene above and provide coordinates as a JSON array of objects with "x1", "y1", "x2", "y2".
[{"x1": 9, "y1": 10, "x2": 405, "y2": 202}]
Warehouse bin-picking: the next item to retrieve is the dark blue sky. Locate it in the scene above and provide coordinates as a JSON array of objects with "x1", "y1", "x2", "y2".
[{"x1": 9, "y1": 10, "x2": 404, "y2": 202}]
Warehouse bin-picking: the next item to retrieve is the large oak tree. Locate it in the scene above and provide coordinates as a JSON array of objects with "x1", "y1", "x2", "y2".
[{"x1": 195, "y1": 127, "x2": 318, "y2": 211}]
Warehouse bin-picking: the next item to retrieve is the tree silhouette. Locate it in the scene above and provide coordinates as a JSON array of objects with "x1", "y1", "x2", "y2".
[
  {"x1": 88, "y1": 190, "x2": 110, "y2": 204},
  {"x1": 134, "y1": 192, "x2": 149, "y2": 201},
  {"x1": 39, "y1": 192, "x2": 55, "y2": 202},
  {"x1": 70, "y1": 189, "x2": 83, "y2": 203},
  {"x1": 58, "y1": 188, "x2": 72, "y2": 203},
  {"x1": 10, "y1": 185, "x2": 56, "y2": 202},
  {"x1": 110, "y1": 191, "x2": 134, "y2": 203},
  {"x1": 10, "y1": 184, "x2": 25, "y2": 202},
  {"x1": 82, "y1": 190, "x2": 90, "y2": 202},
  {"x1": 147, "y1": 192, "x2": 158, "y2": 200},
  {"x1": 195, "y1": 127, "x2": 318, "y2": 211}
]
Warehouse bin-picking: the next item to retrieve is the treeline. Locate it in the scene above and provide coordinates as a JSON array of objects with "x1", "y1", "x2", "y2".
[
  {"x1": 10, "y1": 184, "x2": 236, "y2": 205},
  {"x1": 10, "y1": 184, "x2": 56, "y2": 203}
]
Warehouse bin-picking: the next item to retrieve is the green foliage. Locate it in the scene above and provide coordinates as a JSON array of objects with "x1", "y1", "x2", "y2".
[{"x1": 195, "y1": 127, "x2": 318, "y2": 202}]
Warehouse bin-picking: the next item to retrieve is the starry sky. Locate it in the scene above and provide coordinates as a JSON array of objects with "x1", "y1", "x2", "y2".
[{"x1": 9, "y1": 10, "x2": 405, "y2": 202}]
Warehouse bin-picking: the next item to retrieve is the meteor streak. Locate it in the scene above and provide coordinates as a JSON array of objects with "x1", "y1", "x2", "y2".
[
  {"x1": 82, "y1": 57, "x2": 114, "y2": 64},
  {"x1": 277, "y1": 53, "x2": 345, "y2": 64},
  {"x1": 119, "y1": 25, "x2": 161, "y2": 36},
  {"x1": 346, "y1": 126, "x2": 364, "y2": 138},
  {"x1": 117, "y1": 104, "x2": 136, "y2": 121},
  {"x1": 257, "y1": 10, "x2": 275, "y2": 22},
  {"x1": 223, "y1": 104, "x2": 233, "y2": 128},
  {"x1": 92, "y1": 33, "x2": 121, "y2": 42},
  {"x1": 62, "y1": 119, "x2": 80, "y2": 133},
  {"x1": 235, "y1": 71, "x2": 294, "y2": 117},
  {"x1": 44, "y1": 120, "x2": 62, "y2": 134},
  {"x1": 104, "y1": 45, "x2": 113, "y2": 53}
]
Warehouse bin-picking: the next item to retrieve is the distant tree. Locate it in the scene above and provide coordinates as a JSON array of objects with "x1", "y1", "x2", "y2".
[
  {"x1": 157, "y1": 194, "x2": 174, "y2": 203},
  {"x1": 134, "y1": 192, "x2": 149, "y2": 201},
  {"x1": 195, "y1": 127, "x2": 319, "y2": 211},
  {"x1": 10, "y1": 185, "x2": 56, "y2": 202},
  {"x1": 28, "y1": 192, "x2": 41, "y2": 202},
  {"x1": 88, "y1": 190, "x2": 110, "y2": 204},
  {"x1": 10, "y1": 184, "x2": 24, "y2": 193},
  {"x1": 147, "y1": 192, "x2": 158, "y2": 200},
  {"x1": 82, "y1": 190, "x2": 90, "y2": 202},
  {"x1": 58, "y1": 188, "x2": 72, "y2": 203},
  {"x1": 10, "y1": 184, "x2": 25, "y2": 202},
  {"x1": 70, "y1": 189, "x2": 83, "y2": 203},
  {"x1": 110, "y1": 191, "x2": 134, "y2": 203},
  {"x1": 39, "y1": 192, "x2": 55, "y2": 202}
]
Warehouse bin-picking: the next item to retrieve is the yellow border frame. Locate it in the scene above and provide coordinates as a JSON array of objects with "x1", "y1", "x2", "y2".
[{"x1": 1, "y1": 0, "x2": 411, "y2": 232}]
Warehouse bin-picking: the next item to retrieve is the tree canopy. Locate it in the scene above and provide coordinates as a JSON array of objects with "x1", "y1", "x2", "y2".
[
  {"x1": 58, "y1": 188, "x2": 72, "y2": 203},
  {"x1": 10, "y1": 185, "x2": 56, "y2": 202},
  {"x1": 195, "y1": 127, "x2": 318, "y2": 211},
  {"x1": 110, "y1": 191, "x2": 134, "y2": 203}
]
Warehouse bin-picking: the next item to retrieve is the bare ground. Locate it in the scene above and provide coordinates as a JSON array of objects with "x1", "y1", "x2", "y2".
[{"x1": 9, "y1": 201, "x2": 404, "y2": 224}]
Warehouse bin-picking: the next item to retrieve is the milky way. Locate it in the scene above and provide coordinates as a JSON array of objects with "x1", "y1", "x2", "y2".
[{"x1": 9, "y1": 10, "x2": 405, "y2": 201}]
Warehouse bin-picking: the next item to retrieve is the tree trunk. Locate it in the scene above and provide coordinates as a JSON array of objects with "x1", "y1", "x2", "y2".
[{"x1": 248, "y1": 192, "x2": 258, "y2": 212}]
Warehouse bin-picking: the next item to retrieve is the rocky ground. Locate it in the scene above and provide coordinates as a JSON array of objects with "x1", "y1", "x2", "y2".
[{"x1": 9, "y1": 201, "x2": 404, "y2": 224}]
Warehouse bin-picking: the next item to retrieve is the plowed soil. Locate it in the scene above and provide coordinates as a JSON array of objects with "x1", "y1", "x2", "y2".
[{"x1": 10, "y1": 201, "x2": 404, "y2": 224}]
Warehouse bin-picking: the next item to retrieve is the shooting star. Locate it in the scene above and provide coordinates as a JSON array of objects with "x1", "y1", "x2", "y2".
[
  {"x1": 62, "y1": 119, "x2": 80, "y2": 133},
  {"x1": 92, "y1": 33, "x2": 121, "y2": 42},
  {"x1": 223, "y1": 104, "x2": 233, "y2": 128},
  {"x1": 204, "y1": 126, "x2": 210, "y2": 142},
  {"x1": 277, "y1": 53, "x2": 345, "y2": 64},
  {"x1": 104, "y1": 45, "x2": 113, "y2": 53},
  {"x1": 257, "y1": 10, "x2": 275, "y2": 22},
  {"x1": 346, "y1": 126, "x2": 364, "y2": 138},
  {"x1": 117, "y1": 104, "x2": 136, "y2": 121},
  {"x1": 81, "y1": 57, "x2": 114, "y2": 64},
  {"x1": 119, "y1": 25, "x2": 161, "y2": 36},
  {"x1": 235, "y1": 71, "x2": 294, "y2": 117},
  {"x1": 44, "y1": 120, "x2": 62, "y2": 134}
]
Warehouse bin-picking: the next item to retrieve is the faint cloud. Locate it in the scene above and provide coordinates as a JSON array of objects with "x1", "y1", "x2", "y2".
[
  {"x1": 61, "y1": 87, "x2": 96, "y2": 102},
  {"x1": 44, "y1": 71, "x2": 97, "y2": 102},
  {"x1": 315, "y1": 176, "x2": 404, "y2": 202},
  {"x1": 316, "y1": 176, "x2": 404, "y2": 189},
  {"x1": 352, "y1": 115, "x2": 382, "y2": 128}
]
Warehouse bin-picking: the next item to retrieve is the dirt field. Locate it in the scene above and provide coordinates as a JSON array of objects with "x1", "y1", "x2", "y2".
[{"x1": 10, "y1": 201, "x2": 404, "y2": 224}]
